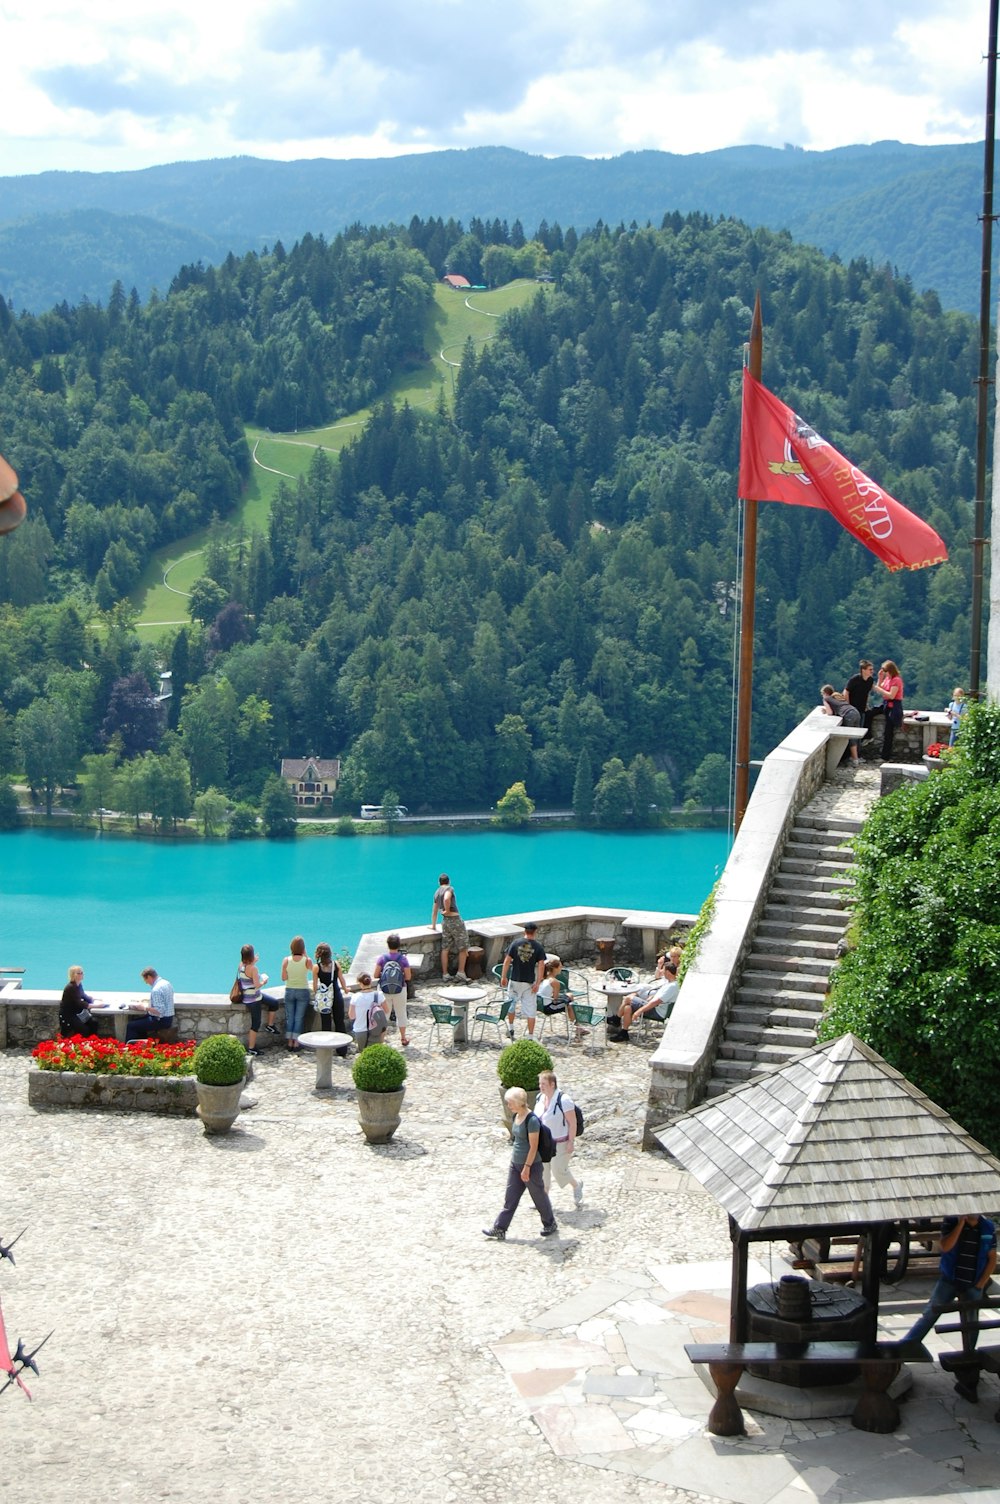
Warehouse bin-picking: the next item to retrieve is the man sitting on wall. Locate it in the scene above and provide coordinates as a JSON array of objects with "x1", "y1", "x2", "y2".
[{"x1": 126, "y1": 968, "x2": 177, "y2": 1041}]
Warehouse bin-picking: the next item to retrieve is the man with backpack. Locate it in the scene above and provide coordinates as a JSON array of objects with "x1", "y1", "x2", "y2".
[
  {"x1": 373, "y1": 933, "x2": 412, "y2": 1048},
  {"x1": 430, "y1": 873, "x2": 469, "y2": 982},
  {"x1": 537, "y1": 1070, "x2": 584, "y2": 1207},
  {"x1": 483, "y1": 1087, "x2": 558, "y2": 1241}
]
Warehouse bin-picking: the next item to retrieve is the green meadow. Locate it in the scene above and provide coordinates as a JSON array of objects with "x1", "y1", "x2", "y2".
[{"x1": 133, "y1": 280, "x2": 544, "y2": 635}]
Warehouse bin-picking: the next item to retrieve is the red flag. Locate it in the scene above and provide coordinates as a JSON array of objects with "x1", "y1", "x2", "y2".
[{"x1": 739, "y1": 370, "x2": 948, "y2": 572}]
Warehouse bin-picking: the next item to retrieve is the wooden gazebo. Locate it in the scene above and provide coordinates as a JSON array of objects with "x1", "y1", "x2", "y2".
[{"x1": 657, "y1": 1034, "x2": 1000, "y2": 1340}]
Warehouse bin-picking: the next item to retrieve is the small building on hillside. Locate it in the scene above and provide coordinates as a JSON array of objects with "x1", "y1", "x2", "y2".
[
  {"x1": 442, "y1": 274, "x2": 471, "y2": 290},
  {"x1": 280, "y1": 756, "x2": 341, "y2": 808}
]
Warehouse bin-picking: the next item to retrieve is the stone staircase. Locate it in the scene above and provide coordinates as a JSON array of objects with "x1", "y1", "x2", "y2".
[{"x1": 706, "y1": 810, "x2": 862, "y2": 1097}]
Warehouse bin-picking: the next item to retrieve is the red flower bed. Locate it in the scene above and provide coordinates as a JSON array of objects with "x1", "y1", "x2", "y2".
[{"x1": 32, "y1": 1036, "x2": 197, "y2": 1076}]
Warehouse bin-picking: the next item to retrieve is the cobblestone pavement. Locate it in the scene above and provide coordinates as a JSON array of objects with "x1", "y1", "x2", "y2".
[{"x1": 3, "y1": 966, "x2": 998, "y2": 1504}]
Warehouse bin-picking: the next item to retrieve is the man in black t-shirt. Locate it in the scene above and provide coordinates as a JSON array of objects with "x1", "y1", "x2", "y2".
[
  {"x1": 844, "y1": 659, "x2": 874, "y2": 720},
  {"x1": 500, "y1": 921, "x2": 546, "y2": 1039}
]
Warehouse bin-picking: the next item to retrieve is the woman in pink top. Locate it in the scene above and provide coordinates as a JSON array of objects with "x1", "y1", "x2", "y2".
[{"x1": 876, "y1": 659, "x2": 904, "y2": 760}]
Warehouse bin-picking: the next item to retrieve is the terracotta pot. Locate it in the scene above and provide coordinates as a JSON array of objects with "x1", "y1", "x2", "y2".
[
  {"x1": 195, "y1": 1077, "x2": 245, "y2": 1134},
  {"x1": 356, "y1": 1086, "x2": 405, "y2": 1143}
]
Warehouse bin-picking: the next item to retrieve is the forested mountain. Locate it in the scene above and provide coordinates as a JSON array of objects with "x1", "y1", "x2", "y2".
[
  {"x1": 0, "y1": 214, "x2": 980, "y2": 827},
  {"x1": 0, "y1": 141, "x2": 992, "y2": 314}
]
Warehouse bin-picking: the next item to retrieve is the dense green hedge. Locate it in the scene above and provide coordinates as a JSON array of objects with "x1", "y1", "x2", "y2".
[{"x1": 820, "y1": 702, "x2": 1000, "y2": 1152}]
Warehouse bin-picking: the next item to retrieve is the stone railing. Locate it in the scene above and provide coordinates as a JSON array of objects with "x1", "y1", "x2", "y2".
[
  {"x1": 348, "y1": 905, "x2": 696, "y2": 984},
  {"x1": 0, "y1": 987, "x2": 257, "y2": 1050},
  {"x1": 642, "y1": 712, "x2": 838, "y2": 1148}
]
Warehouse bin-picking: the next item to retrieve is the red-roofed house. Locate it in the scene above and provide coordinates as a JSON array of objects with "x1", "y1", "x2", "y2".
[{"x1": 442, "y1": 274, "x2": 471, "y2": 290}]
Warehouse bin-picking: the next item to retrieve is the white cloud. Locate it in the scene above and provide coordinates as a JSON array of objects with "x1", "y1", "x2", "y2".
[{"x1": 0, "y1": 0, "x2": 990, "y2": 175}]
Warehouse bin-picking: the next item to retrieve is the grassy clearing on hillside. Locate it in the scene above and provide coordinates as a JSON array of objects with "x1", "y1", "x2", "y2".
[{"x1": 132, "y1": 279, "x2": 545, "y2": 631}]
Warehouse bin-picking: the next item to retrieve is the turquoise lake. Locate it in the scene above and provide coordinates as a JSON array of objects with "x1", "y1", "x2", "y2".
[{"x1": 2, "y1": 826, "x2": 729, "y2": 991}]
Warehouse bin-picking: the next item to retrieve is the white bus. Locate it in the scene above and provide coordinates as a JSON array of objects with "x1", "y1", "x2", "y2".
[{"x1": 359, "y1": 804, "x2": 409, "y2": 820}]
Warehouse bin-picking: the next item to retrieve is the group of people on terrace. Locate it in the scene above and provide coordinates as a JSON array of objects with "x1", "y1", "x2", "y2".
[
  {"x1": 819, "y1": 658, "x2": 970, "y2": 765},
  {"x1": 57, "y1": 868, "x2": 684, "y2": 1063}
]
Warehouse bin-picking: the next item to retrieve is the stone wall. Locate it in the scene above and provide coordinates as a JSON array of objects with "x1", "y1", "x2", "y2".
[
  {"x1": 1, "y1": 997, "x2": 268, "y2": 1050},
  {"x1": 28, "y1": 1069, "x2": 197, "y2": 1114}
]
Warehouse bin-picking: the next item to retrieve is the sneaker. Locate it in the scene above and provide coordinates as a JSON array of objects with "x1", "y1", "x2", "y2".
[
  {"x1": 455, "y1": 971, "x2": 469, "y2": 982},
  {"x1": 540, "y1": 1223, "x2": 558, "y2": 1238},
  {"x1": 482, "y1": 1226, "x2": 506, "y2": 1241},
  {"x1": 507, "y1": 1027, "x2": 515, "y2": 1040},
  {"x1": 573, "y1": 1181, "x2": 584, "y2": 1206},
  {"x1": 246, "y1": 1047, "x2": 260, "y2": 1057},
  {"x1": 264, "y1": 1024, "x2": 281, "y2": 1035}
]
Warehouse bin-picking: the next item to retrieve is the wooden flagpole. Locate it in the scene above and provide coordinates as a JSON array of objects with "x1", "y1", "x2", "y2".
[{"x1": 734, "y1": 293, "x2": 763, "y2": 833}]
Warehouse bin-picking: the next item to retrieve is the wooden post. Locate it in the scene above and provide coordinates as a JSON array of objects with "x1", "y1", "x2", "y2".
[{"x1": 734, "y1": 294, "x2": 763, "y2": 834}]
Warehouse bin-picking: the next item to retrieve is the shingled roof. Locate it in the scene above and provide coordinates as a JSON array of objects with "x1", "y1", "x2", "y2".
[{"x1": 658, "y1": 1033, "x2": 1000, "y2": 1231}]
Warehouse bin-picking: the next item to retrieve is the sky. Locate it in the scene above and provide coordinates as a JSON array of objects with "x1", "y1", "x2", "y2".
[{"x1": 2, "y1": 0, "x2": 993, "y2": 178}]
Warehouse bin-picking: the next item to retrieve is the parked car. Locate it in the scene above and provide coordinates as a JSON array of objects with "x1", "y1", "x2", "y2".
[{"x1": 359, "y1": 804, "x2": 409, "y2": 820}]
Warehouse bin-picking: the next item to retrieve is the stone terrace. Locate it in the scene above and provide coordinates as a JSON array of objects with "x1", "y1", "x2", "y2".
[{"x1": 3, "y1": 974, "x2": 998, "y2": 1503}]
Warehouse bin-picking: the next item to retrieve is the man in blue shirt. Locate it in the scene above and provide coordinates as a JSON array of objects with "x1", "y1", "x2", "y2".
[
  {"x1": 127, "y1": 967, "x2": 176, "y2": 1041},
  {"x1": 903, "y1": 1214, "x2": 996, "y2": 1356}
]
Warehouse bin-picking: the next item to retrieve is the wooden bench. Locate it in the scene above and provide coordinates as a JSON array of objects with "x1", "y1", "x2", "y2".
[{"x1": 685, "y1": 1339, "x2": 932, "y2": 1436}]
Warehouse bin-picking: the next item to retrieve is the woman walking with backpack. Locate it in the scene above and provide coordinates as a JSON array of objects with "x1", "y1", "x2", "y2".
[
  {"x1": 373, "y1": 933, "x2": 412, "y2": 1046},
  {"x1": 349, "y1": 973, "x2": 388, "y2": 1050}
]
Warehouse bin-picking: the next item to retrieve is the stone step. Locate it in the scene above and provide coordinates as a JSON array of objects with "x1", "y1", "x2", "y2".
[
  {"x1": 735, "y1": 983, "x2": 826, "y2": 1011},
  {"x1": 753, "y1": 934, "x2": 840, "y2": 959},
  {"x1": 788, "y1": 825, "x2": 859, "y2": 848},
  {"x1": 729, "y1": 1002, "x2": 825, "y2": 1030},
  {"x1": 779, "y1": 857, "x2": 856, "y2": 880},
  {"x1": 795, "y1": 814, "x2": 865, "y2": 835},
  {"x1": 724, "y1": 1022, "x2": 818, "y2": 1052},
  {"x1": 767, "y1": 887, "x2": 845, "y2": 912},
  {"x1": 712, "y1": 1057, "x2": 756, "y2": 1083},
  {"x1": 744, "y1": 952, "x2": 831, "y2": 977},
  {"x1": 757, "y1": 917, "x2": 845, "y2": 944},
  {"x1": 761, "y1": 903, "x2": 846, "y2": 930},
  {"x1": 772, "y1": 871, "x2": 852, "y2": 895},
  {"x1": 753, "y1": 1040, "x2": 810, "y2": 1067},
  {"x1": 784, "y1": 839, "x2": 856, "y2": 865}
]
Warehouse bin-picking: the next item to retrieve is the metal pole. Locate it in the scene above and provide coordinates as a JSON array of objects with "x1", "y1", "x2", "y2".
[
  {"x1": 734, "y1": 294, "x2": 763, "y2": 833},
  {"x1": 971, "y1": 0, "x2": 998, "y2": 700}
]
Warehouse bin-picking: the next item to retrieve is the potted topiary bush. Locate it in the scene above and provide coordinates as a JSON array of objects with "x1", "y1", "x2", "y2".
[
  {"x1": 352, "y1": 1042, "x2": 408, "y2": 1144},
  {"x1": 193, "y1": 1033, "x2": 247, "y2": 1134},
  {"x1": 497, "y1": 1038, "x2": 553, "y2": 1132}
]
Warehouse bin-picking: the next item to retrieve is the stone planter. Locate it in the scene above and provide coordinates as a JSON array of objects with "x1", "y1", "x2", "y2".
[
  {"x1": 356, "y1": 1086, "x2": 405, "y2": 1144},
  {"x1": 195, "y1": 1077, "x2": 245, "y2": 1135},
  {"x1": 28, "y1": 1069, "x2": 195, "y2": 1115},
  {"x1": 498, "y1": 1083, "x2": 539, "y2": 1135}
]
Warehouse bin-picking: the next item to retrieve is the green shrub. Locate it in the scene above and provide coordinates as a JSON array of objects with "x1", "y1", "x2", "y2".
[
  {"x1": 352, "y1": 1042, "x2": 408, "y2": 1092},
  {"x1": 194, "y1": 1033, "x2": 247, "y2": 1084},
  {"x1": 821, "y1": 700, "x2": 1000, "y2": 1153},
  {"x1": 497, "y1": 1038, "x2": 553, "y2": 1090},
  {"x1": 335, "y1": 815, "x2": 357, "y2": 836}
]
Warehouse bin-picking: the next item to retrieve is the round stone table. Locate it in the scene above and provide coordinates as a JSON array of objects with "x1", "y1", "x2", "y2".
[{"x1": 297, "y1": 1031, "x2": 353, "y2": 1089}]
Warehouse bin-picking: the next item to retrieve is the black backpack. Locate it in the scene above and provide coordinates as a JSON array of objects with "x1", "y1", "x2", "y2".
[
  {"x1": 556, "y1": 1090, "x2": 584, "y2": 1137},
  {"x1": 530, "y1": 1112, "x2": 556, "y2": 1163},
  {"x1": 379, "y1": 956, "x2": 405, "y2": 995}
]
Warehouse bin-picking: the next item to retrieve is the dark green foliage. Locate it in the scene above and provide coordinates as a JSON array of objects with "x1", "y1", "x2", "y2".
[
  {"x1": 227, "y1": 802, "x2": 259, "y2": 839},
  {"x1": 259, "y1": 773, "x2": 297, "y2": 838},
  {"x1": 820, "y1": 703, "x2": 1000, "y2": 1154},
  {"x1": 0, "y1": 777, "x2": 20, "y2": 829},
  {"x1": 351, "y1": 1042, "x2": 408, "y2": 1092},
  {"x1": 193, "y1": 1033, "x2": 246, "y2": 1085},
  {"x1": 0, "y1": 210, "x2": 985, "y2": 820},
  {"x1": 497, "y1": 1038, "x2": 553, "y2": 1090}
]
